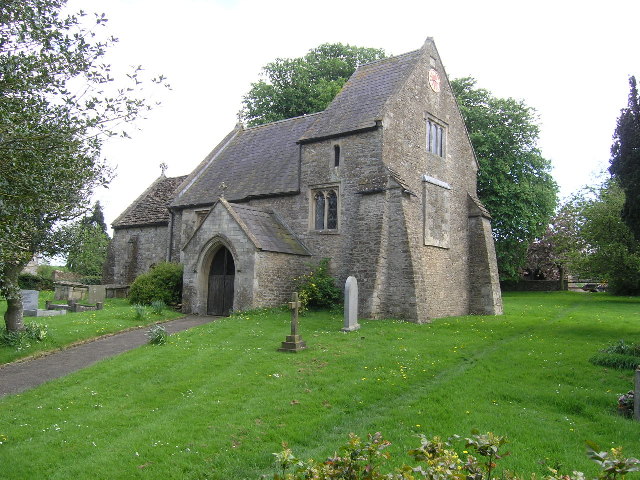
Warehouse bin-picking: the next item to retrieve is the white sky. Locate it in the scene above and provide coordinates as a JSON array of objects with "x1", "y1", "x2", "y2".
[{"x1": 65, "y1": 0, "x2": 640, "y2": 231}]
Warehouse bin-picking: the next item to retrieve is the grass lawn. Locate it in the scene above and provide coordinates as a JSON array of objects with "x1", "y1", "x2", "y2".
[
  {"x1": 0, "y1": 292, "x2": 183, "y2": 364},
  {"x1": 0, "y1": 292, "x2": 639, "y2": 479}
]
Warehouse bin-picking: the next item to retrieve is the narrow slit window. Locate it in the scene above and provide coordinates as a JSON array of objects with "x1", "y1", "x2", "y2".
[{"x1": 334, "y1": 145, "x2": 340, "y2": 167}]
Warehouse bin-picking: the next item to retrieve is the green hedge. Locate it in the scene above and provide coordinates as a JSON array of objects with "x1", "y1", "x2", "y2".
[{"x1": 128, "y1": 262, "x2": 183, "y2": 306}]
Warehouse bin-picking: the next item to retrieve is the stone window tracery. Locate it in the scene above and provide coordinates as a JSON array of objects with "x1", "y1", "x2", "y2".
[{"x1": 312, "y1": 187, "x2": 339, "y2": 231}]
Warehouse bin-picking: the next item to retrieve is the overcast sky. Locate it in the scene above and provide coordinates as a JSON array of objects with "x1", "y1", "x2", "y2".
[{"x1": 65, "y1": 0, "x2": 640, "y2": 231}]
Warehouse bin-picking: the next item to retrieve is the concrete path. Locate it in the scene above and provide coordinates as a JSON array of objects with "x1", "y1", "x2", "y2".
[{"x1": 0, "y1": 315, "x2": 217, "y2": 397}]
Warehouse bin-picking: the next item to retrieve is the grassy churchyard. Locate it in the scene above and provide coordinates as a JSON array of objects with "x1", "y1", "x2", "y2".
[
  {"x1": 0, "y1": 291, "x2": 639, "y2": 479},
  {"x1": 0, "y1": 292, "x2": 183, "y2": 364}
]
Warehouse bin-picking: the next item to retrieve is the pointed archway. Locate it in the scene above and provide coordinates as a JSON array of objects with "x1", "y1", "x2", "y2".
[{"x1": 207, "y1": 246, "x2": 235, "y2": 316}]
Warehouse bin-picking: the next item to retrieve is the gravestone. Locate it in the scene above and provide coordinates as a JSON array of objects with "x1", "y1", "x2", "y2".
[
  {"x1": 20, "y1": 289, "x2": 39, "y2": 316},
  {"x1": 342, "y1": 276, "x2": 360, "y2": 332},
  {"x1": 278, "y1": 292, "x2": 307, "y2": 352},
  {"x1": 87, "y1": 285, "x2": 106, "y2": 305}
]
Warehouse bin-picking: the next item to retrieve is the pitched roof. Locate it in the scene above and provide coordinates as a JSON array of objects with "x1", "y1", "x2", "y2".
[
  {"x1": 298, "y1": 49, "x2": 422, "y2": 142},
  {"x1": 182, "y1": 199, "x2": 310, "y2": 256},
  {"x1": 227, "y1": 202, "x2": 310, "y2": 256},
  {"x1": 171, "y1": 114, "x2": 319, "y2": 209},
  {"x1": 112, "y1": 175, "x2": 187, "y2": 228}
]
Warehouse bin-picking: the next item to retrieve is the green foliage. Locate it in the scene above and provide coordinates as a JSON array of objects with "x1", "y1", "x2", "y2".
[
  {"x1": 64, "y1": 202, "x2": 110, "y2": 277},
  {"x1": 451, "y1": 77, "x2": 558, "y2": 280},
  {"x1": 0, "y1": 0, "x2": 168, "y2": 332},
  {"x1": 128, "y1": 262, "x2": 183, "y2": 306},
  {"x1": 270, "y1": 432, "x2": 638, "y2": 480},
  {"x1": 590, "y1": 339, "x2": 640, "y2": 370},
  {"x1": 609, "y1": 76, "x2": 640, "y2": 242},
  {"x1": 80, "y1": 275, "x2": 103, "y2": 285},
  {"x1": 150, "y1": 300, "x2": 166, "y2": 315},
  {"x1": 17, "y1": 273, "x2": 53, "y2": 291},
  {"x1": 559, "y1": 181, "x2": 640, "y2": 295},
  {"x1": 36, "y1": 264, "x2": 67, "y2": 279},
  {"x1": 0, "y1": 321, "x2": 48, "y2": 348},
  {"x1": 146, "y1": 324, "x2": 167, "y2": 345},
  {"x1": 295, "y1": 258, "x2": 342, "y2": 312},
  {"x1": 586, "y1": 444, "x2": 640, "y2": 480},
  {"x1": 242, "y1": 43, "x2": 386, "y2": 126},
  {"x1": 132, "y1": 304, "x2": 147, "y2": 321}
]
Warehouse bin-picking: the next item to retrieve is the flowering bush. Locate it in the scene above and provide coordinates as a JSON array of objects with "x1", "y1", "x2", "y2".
[{"x1": 294, "y1": 258, "x2": 341, "y2": 313}]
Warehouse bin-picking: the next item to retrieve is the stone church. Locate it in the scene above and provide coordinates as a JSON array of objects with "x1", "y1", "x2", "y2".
[{"x1": 103, "y1": 38, "x2": 503, "y2": 322}]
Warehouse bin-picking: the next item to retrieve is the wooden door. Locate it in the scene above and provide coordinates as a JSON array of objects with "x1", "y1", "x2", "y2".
[{"x1": 207, "y1": 247, "x2": 235, "y2": 316}]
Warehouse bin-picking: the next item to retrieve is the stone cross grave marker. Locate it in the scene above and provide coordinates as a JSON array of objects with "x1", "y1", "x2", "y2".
[
  {"x1": 342, "y1": 276, "x2": 360, "y2": 332},
  {"x1": 20, "y1": 289, "x2": 39, "y2": 315},
  {"x1": 278, "y1": 292, "x2": 307, "y2": 352}
]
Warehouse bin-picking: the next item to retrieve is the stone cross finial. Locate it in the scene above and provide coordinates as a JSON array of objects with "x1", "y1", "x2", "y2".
[
  {"x1": 278, "y1": 292, "x2": 307, "y2": 353},
  {"x1": 219, "y1": 182, "x2": 228, "y2": 198},
  {"x1": 160, "y1": 162, "x2": 168, "y2": 176}
]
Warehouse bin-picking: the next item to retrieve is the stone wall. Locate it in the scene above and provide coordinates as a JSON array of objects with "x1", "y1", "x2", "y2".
[{"x1": 106, "y1": 225, "x2": 170, "y2": 284}]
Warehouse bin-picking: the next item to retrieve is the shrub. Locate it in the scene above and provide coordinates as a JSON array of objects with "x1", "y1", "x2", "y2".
[
  {"x1": 128, "y1": 262, "x2": 183, "y2": 306},
  {"x1": 590, "y1": 353, "x2": 640, "y2": 370},
  {"x1": 0, "y1": 322, "x2": 49, "y2": 348},
  {"x1": 146, "y1": 324, "x2": 168, "y2": 345},
  {"x1": 17, "y1": 273, "x2": 53, "y2": 291},
  {"x1": 295, "y1": 258, "x2": 342, "y2": 313},
  {"x1": 590, "y1": 340, "x2": 640, "y2": 370},
  {"x1": 268, "y1": 431, "x2": 639, "y2": 480}
]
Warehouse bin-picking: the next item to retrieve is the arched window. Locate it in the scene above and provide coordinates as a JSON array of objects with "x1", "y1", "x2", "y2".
[{"x1": 312, "y1": 187, "x2": 339, "y2": 231}]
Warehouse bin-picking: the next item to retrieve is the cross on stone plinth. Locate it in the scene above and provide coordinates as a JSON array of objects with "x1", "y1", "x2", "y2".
[
  {"x1": 160, "y1": 162, "x2": 168, "y2": 176},
  {"x1": 278, "y1": 292, "x2": 307, "y2": 353},
  {"x1": 219, "y1": 182, "x2": 228, "y2": 198}
]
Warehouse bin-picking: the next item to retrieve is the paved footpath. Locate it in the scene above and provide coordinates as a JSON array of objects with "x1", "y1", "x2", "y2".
[{"x1": 0, "y1": 315, "x2": 217, "y2": 397}]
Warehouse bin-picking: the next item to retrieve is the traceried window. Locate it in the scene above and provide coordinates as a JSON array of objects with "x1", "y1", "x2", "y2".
[
  {"x1": 427, "y1": 118, "x2": 445, "y2": 157},
  {"x1": 312, "y1": 188, "x2": 339, "y2": 231}
]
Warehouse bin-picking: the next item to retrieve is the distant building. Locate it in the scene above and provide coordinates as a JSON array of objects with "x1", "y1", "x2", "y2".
[{"x1": 104, "y1": 38, "x2": 503, "y2": 322}]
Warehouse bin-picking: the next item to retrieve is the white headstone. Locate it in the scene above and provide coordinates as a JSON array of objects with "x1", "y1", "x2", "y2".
[
  {"x1": 20, "y1": 289, "x2": 39, "y2": 313},
  {"x1": 342, "y1": 276, "x2": 360, "y2": 332}
]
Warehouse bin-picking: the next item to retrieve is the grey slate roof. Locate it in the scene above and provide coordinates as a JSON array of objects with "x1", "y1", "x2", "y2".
[
  {"x1": 171, "y1": 115, "x2": 319, "y2": 209},
  {"x1": 299, "y1": 49, "x2": 422, "y2": 142},
  {"x1": 227, "y1": 202, "x2": 310, "y2": 256},
  {"x1": 112, "y1": 175, "x2": 187, "y2": 228}
]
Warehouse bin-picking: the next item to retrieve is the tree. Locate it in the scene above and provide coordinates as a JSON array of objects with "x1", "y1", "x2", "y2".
[
  {"x1": 558, "y1": 181, "x2": 640, "y2": 295},
  {"x1": 0, "y1": 0, "x2": 168, "y2": 331},
  {"x1": 242, "y1": 43, "x2": 386, "y2": 126},
  {"x1": 65, "y1": 202, "x2": 110, "y2": 278},
  {"x1": 451, "y1": 77, "x2": 558, "y2": 280},
  {"x1": 609, "y1": 76, "x2": 640, "y2": 241}
]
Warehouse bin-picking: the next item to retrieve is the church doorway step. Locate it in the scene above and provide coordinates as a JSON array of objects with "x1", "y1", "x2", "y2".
[{"x1": 207, "y1": 246, "x2": 235, "y2": 316}]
